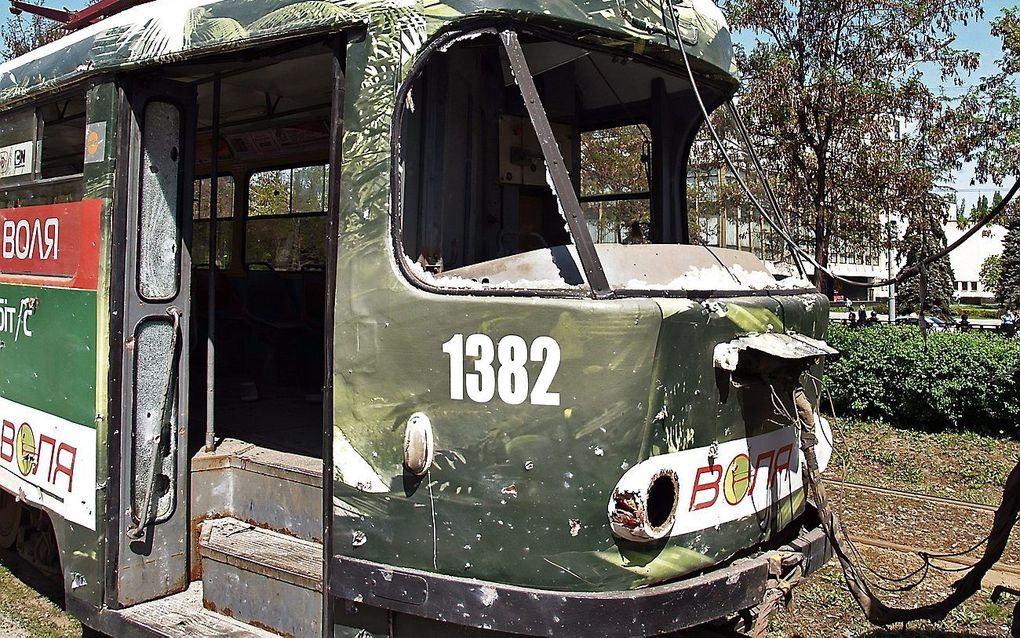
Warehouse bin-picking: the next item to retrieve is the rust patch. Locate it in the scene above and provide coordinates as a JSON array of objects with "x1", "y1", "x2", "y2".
[
  {"x1": 501, "y1": 483, "x2": 518, "y2": 498},
  {"x1": 190, "y1": 511, "x2": 222, "y2": 581},
  {"x1": 610, "y1": 490, "x2": 645, "y2": 530},
  {"x1": 248, "y1": 617, "x2": 295, "y2": 638}
]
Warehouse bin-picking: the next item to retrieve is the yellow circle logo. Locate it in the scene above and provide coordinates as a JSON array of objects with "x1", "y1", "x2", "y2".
[
  {"x1": 723, "y1": 454, "x2": 752, "y2": 505},
  {"x1": 86, "y1": 130, "x2": 102, "y2": 156},
  {"x1": 15, "y1": 423, "x2": 35, "y2": 477}
]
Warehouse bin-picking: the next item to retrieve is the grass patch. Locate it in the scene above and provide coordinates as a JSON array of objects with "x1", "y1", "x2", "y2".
[
  {"x1": 828, "y1": 417, "x2": 1019, "y2": 504},
  {"x1": 0, "y1": 553, "x2": 79, "y2": 638}
]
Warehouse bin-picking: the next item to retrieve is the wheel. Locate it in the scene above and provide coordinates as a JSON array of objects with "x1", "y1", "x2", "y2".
[{"x1": 0, "y1": 490, "x2": 21, "y2": 549}]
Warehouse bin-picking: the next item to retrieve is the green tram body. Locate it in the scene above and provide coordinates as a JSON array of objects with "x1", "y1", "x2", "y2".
[{"x1": 0, "y1": 1, "x2": 833, "y2": 636}]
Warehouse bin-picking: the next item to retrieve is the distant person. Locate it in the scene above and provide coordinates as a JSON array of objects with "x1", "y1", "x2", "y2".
[
  {"x1": 867, "y1": 311, "x2": 880, "y2": 326},
  {"x1": 1003, "y1": 309, "x2": 1017, "y2": 338},
  {"x1": 844, "y1": 298, "x2": 853, "y2": 314},
  {"x1": 624, "y1": 221, "x2": 650, "y2": 245},
  {"x1": 958, "y1": 312, "x2": 971, "y2": 332},
  {"x1": 848, "y1": 313, "x2": 858, "y2": 329},
  {"x1": 858, "y1": 305, "x2": 868, "y2": 325}
]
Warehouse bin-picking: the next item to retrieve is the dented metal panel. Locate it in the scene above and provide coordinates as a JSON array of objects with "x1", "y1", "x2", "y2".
[{"x1": 314, "y1": 8, "x2": 833, "y2": 622}]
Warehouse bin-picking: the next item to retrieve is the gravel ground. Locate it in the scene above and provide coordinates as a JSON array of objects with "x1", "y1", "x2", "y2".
[{"x1": 0, "y1": 613, "x2": 30, "y2": 638}]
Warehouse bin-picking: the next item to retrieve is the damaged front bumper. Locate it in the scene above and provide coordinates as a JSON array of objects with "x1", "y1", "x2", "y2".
[{"x1": 330, "y1": 511, "x2": 832, "y2": 637}]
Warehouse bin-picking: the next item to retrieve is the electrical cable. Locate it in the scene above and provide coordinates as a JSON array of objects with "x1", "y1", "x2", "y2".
[
  {"x1": 666, "y1": 5, "x2": 1020, "y2": 291},
  {"x1": 725, "y1": 101, "x2": 807, "y2": 277}
]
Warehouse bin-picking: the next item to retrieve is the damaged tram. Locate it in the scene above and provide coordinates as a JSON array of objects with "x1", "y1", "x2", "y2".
[{"x1": 0, "y1": 0, "x2": 836, "y2": 636}]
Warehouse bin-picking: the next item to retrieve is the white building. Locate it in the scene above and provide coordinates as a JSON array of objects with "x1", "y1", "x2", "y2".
[
  {"x1": 942, "y1": 222, "x2": 1005, "y2": 304},
  {"x1": 868, "y1": 212, "x2": 1005, "y2": 306}
]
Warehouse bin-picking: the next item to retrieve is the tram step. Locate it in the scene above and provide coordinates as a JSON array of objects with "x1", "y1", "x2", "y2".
[
  {"x1": 200, "y1": 517, "x2": 322, "y2": 638},
  {"x1": 116, "y1": 581, "x2": 280, "y2": 637},
  {"x1": 192, "y1": 438, "x2": 323, "y2": 550}
]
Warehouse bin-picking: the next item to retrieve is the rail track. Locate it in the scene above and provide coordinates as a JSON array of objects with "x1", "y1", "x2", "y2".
[{"x1": 823, "y1": 479, "x2": 1020, "y2": 589}]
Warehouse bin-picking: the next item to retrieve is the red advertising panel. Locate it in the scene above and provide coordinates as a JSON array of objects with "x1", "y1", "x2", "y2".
[{"x1": 0, "y1": 200, "x2": 101, "y2": 290}]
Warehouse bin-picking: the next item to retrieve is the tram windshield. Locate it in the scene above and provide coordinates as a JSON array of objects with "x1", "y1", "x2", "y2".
[{"x1": 397, "y1": 31, "x2": 784, "y2": 293}]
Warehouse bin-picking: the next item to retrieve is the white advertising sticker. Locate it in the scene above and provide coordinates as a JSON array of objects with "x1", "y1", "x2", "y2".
[
  {"x1": 615, "y1": 420, "x2": 832, "y2": 538},
  {"x1": 0, "y1": 396, "x2": 97, "y2": 530},
  {"x1": 0, "y1": 142, "x2": 33, "y2": 180}
]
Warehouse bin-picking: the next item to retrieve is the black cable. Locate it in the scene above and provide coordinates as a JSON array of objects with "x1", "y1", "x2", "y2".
[
  {"x1": 666, "y1": 10, "x2": 1020, "y2": 291},
  {"x1": 726, "y1": 101, "x2": 807, "y2": 277}
]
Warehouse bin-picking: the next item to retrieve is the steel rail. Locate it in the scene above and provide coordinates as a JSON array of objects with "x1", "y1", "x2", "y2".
[{"x1": 824, "y1": 479, "x2": 999, "y2": 514}]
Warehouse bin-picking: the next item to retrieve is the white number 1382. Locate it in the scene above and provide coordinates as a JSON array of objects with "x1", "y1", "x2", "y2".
[{"x1": 442, "y1": 334, "x2": 560, "y2": 406}]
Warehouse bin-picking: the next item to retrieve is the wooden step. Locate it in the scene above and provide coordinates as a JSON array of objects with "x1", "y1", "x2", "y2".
[
  {"x1": 115, "y1": 582, "x2": 279, "y2": 637},
  {"x1": 191, "y1": 439, "x2": 324, "y2": 579},
  {"x1": 200, "y1": 517, "x2": 323, "y2": 638}
]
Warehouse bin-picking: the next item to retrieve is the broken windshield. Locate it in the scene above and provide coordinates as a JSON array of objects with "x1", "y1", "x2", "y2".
[{"x1": 396, "y1": 29, "x2": 802, "y2": 295}]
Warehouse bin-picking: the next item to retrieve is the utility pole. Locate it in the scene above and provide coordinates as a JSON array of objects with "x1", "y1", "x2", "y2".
[{"x1": 887, "y1": 216, "x2": 897, "y2": 322}]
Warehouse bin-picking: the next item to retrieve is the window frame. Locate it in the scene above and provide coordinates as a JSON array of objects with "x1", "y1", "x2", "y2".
[
  {"x1": 243, "y1": 161, "x2": 330, "y2": 272},
  {"x1": 0, "y1": 86, "x2": 89, "y2": 192},
  {"x1": 192, "y1": 173, "x2": 238, "y2": 270},
  {"x1": 390, "y1": 24, "x2": 811, "y2": 300}
]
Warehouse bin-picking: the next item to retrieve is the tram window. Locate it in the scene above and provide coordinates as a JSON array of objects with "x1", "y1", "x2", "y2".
[
  {"x1": 397, "y1": 33, "x2": 727, "y2": 291},
  {"x1": 580, "y1": 126, "x2": 651, "y2": 244},
  {"x1": 193, "y1": 176, "x2": 235, "y2": 269},
  {"x1": 246, "y1": 165, "x2": 328, "y2": 271},
  {"x1": 0, "y1": 93, "x2": 85, "y2": 189},
  {"x1": 38, "y1": 95, "x2": 86, "y2": 179}
]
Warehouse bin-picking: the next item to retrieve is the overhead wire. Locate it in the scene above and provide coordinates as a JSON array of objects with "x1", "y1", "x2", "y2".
[{"x1": 665, "y1": 5, "x2": 1020, "y2": 291}]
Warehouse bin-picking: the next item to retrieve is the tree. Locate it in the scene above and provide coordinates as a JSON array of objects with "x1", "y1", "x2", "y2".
[
  {"x1": 2, "y1": 2, "x2": 70, "y2": 61},
  {"x1": 726, "y1": 0, "x2": 982, "y2": 293},
  {"x1": 998, "y1": 221, "x2": 1020, "y2": 309},
  {"x1": 980, "y1": 254, "x2": 1002, "y2": 295},
  {"x1": 896, "y1": 201, "x2": 956, "y2": 318},
  {"x1": 945, "y1": 9, "x2": 1020, "y2": 212}
]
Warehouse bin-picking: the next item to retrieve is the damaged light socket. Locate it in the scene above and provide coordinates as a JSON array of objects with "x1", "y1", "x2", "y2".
[
  {"x1": 608, "y1": 465, "x2": 680, "y2": 543},
  {"x1": 403, "y1": 412, "x2": 435, "y2": 476}
]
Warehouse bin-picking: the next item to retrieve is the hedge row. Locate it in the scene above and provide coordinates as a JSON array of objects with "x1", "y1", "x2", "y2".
[{"x1": 823, "y1": 324, "x2": 1020, "y2": 430}]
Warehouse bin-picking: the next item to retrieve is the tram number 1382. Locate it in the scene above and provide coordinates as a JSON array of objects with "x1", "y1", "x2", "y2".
[{"x1": 442, "y1": 334, "x2": 561, "y2": 406}]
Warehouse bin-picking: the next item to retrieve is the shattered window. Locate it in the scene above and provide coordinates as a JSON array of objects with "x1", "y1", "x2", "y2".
[
  {"x1": 396, "y1": 32, "x2": 753, "y2": 293},
  {"x1": 397, "y1": 31, "x2": 794, "y2": 294},
  {"x1": 580, "y1": 125, "x2": 651, "y2": 245},
  {"x1": 38, "y1": 96, "x2": 86, "y2": 180}
]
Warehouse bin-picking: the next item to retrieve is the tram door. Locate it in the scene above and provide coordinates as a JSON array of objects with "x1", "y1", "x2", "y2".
[{"x1": 112, "y1": 78, "x2": 195, "y2": 606}]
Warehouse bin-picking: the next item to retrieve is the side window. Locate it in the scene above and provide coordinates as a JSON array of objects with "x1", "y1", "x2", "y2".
[
  {"x1": 192, "y1": 176, "x2": 235, "y2": 268},
  {"x1": 246, "y1": 165, "x2": 328, "y2": 271},
  {"x1": 0, "y1": 92, "x2": 86, "y2": 207},
  {"x1": 38, "y1": 96, "x2": 86, "y2": 180},
  {"x1": 579, "y1": 125, "x2": 651, "y2": 244}
]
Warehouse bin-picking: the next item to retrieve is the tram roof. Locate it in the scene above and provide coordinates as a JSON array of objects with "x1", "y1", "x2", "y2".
[{"x1": 0, "y1": 0, "x2": 736, "y2": 109}]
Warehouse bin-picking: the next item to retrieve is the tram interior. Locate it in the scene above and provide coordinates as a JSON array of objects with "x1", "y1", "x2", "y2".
[
  {"x1": 178, "y1": 43, "x2": 334, "y2": 459},
  {"x1": 398, "y1": 33, "x2": 724, "y2": 280}
]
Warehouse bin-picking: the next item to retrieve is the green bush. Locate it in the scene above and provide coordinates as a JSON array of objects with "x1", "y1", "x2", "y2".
[
  {"x1": 823, "y1": 324, "x2": 1020, "y2": 430},
  {"x1": 951, "y1": 304, "x2": 1002, "y2": 320}
]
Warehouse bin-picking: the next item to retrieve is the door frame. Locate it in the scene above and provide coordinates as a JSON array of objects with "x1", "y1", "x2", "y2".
[{"x1": 104, "y1": 75, "x2": 196, "y2": 609}]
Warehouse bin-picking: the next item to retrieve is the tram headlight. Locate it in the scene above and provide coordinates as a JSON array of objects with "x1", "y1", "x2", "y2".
[{"x1": 608, "y1": 465, "x2": 680, "y2": 543}]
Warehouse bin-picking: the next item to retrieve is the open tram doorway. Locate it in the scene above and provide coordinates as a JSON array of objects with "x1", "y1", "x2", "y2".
[{"x1": 176, "y1": 41, "x2": 339, "y2": 461}]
